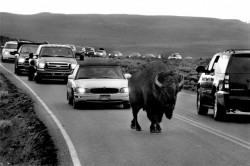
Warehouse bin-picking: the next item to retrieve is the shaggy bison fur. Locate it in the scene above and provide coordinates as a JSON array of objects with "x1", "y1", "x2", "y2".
[{"x1": 128, "y1": 61, "x2": 184, "y2": 133}]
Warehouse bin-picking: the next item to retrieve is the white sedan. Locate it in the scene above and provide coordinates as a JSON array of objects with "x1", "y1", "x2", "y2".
[{"x1": 66, "y1": 62, "x2": 131, "y2": 109}]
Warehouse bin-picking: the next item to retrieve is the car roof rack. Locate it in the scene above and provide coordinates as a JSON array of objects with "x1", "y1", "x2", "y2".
[{"x1": 224, "y1": 49, "x2": 250, "y2": 53}]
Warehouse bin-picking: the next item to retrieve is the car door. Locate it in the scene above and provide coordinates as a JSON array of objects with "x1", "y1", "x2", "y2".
[{"x1": 199, "y1": 54, "x2": 220, "y2": 106}]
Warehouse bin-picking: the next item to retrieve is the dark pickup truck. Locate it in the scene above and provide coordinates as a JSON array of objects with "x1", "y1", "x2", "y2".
[{"x1": 29, "y1": 44, "x2": 78, "y2": 83}]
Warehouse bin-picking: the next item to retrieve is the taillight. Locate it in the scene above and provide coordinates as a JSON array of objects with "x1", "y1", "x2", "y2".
[
  {"x1": 224, "y1": 74, "x2": 229, "y2": 90},
  {"x1": 218, "y1": 74, "x2": 229, "y2": 91}
]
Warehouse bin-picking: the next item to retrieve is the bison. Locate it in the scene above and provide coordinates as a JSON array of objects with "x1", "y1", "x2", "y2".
[{"x1": 128, "y1": 61, "x2": 184, "y2": 133}]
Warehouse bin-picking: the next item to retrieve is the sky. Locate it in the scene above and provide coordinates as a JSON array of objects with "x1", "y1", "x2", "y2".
[{"x1": 1, "y1": 0, "x2": 250, "y2": 22}]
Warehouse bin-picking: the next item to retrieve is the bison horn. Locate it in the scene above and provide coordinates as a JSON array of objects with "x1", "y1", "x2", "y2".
[{"x1": 154, "y1": 74, "x2": 163, "y2": 88}]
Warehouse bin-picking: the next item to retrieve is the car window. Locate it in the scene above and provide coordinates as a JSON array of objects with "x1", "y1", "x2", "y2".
[
  {"x1": 5, "y1": 43, "x2": 17, "y2": 49},
  {"x1": 207, "y1": 54, "x2": 220, "y2": 72},
  {"x1": 76, "y1": 66, "x2": 124, "y2": 79},
  {"x1": 215, "y1": 55, "x2": 230, "y2": 74},
  {"x1": 20, "y1": 45, "x2": 39, "y2": 54},
  {"x1": 228, "y1": 54, "x2": 250, "y2": 73},
  {"x1": 40, "y1": 47, "x2": 74, "y2": 58}
]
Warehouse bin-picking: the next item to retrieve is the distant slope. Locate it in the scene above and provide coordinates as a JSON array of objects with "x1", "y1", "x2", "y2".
[{"x1": 0, "y1": 12, "x2": 250, "y2": 58}]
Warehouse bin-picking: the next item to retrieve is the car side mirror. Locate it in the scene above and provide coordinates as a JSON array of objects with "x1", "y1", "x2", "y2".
[
  {"x1": 29, "y1": 53, "x2": 34, "y2": 59},
  {"x1": 124, "y1": 73, "x2": 131, "y2": 79},
  {"x1": 68, "y1": 74, "x2": 74, "y2": 79},
  {"x1": 10, "y1": 51, "x2": 17, "y2": 55},
  {"x1": 196, "y1": 66, "x2": 206, "y2": 73}
]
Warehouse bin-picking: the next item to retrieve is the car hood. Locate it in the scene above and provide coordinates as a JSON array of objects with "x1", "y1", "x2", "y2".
[
  {"x1": 19, "y1": 53, "x2": 30, "y2": 58},
  {"x1": 3, "y1": 48, "x2": 16, "y2": 52},
  {"x1": 74, "y1": 79, "x2": 128, "y2": 89},
  {"x1": 38, "y1": 57, "x2": 77, "y2": 63}
]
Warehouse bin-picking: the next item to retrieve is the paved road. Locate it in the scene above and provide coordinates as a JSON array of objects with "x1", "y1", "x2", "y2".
[{"x1": 1, "y1": 61, "x2": 250, "y2": 166}]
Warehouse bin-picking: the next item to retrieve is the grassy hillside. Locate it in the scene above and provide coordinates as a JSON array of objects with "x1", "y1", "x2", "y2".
[{"x1": 1, "y1": 12, "x2": 250, "y2": 58}]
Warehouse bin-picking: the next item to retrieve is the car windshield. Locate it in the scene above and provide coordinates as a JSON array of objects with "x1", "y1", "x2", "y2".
[
  {"x1": 20, "y1": 45, "x2": 39, "y2": 54},
  {"x1": 76, "y1": 47, "x2": 82, "y2": 51},
  {"x1": 86, "y1": 47, "x2": 94, "y2": 51},
  {"x1": 229, "y1": 54, "x2": 250, "y2": 73},
  {"x1": 5, "y1": 43, "x2": 17, "y2": 49},
  {"x1": 76, "y1": 66, "x2": 124, "y2": 79},
  {"x1": 40, "y1": 47, "x2": 74, "y2": 58}
]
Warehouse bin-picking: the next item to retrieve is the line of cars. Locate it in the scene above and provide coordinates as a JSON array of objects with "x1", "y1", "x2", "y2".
[
  {"x1": 1, "y1": 40, "x2": 131, "y2": 109},
  {"x1": 2, "y1": 40, "x2": 249, "y2": 116}
]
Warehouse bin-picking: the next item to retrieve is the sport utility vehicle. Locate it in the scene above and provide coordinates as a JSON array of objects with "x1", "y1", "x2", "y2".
[
  {"x1": 30, "y1": 44, "x2": 78, "y2": 83},
  {"x1": 14, "y1": 41, "x2": 46, "y2": 75},
  {"x1": 196, "y1": 49, "x2": 250, "y2": 121}
]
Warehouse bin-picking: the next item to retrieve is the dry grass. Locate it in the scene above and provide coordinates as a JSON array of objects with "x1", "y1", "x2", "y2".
[{"x1": 0, "y1": 73, "x2": 58, "y2": 166}]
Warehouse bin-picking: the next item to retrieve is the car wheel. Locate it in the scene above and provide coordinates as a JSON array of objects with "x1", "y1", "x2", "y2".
[
  {"x1": 15, "y1": 66, "x2": 21, "y2": 75},
  {"x1": 1, "y1": 56, "x2": 5, "y2": 62},
  {"x1": 213, "y1": 94, "x2": 226, "y2": 121},
  {"x1": 123, "y1": 102, "x2": 131, "y2": 109},
  {"x1": 35, "y1": 76, "x2": 42, "y2": 83},
  {"x1": 67, "y1": 91, "x2": 73, "y2": 105},
  {"x1": 197, "y1": 89, "x2": 208, "y2": 115},
  {"x1": 73, "y1": 96, "x2": 79, "y2": 109},
  {"x1": 28, "y1": 68, "x2": 35, "y2": 81}
]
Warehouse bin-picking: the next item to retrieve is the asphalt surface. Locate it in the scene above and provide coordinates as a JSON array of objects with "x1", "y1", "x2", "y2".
[{"x1": 1, "y1": 61, "x2": 250, "y2": 166}]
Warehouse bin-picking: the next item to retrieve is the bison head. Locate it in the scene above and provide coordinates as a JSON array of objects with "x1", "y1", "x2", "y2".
[{"x1": 154, "y1": 71, "x2": 184, "y2": 119}]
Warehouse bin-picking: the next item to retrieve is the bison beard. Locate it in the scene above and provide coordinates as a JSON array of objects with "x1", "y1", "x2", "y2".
[{"x1": 129, "y1": 61, "x2": 183, "y2": 133}]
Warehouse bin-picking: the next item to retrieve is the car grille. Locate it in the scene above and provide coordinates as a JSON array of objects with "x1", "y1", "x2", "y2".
[
  {"x1": 24, "y1": 58, "x2": 30, "y2": 66},
  {"x1": 45, "y1": 62, "x2": 70, "y2": 71},
  {"x1": 90, "y1": 88, "x2": 119, "y2": 94}
]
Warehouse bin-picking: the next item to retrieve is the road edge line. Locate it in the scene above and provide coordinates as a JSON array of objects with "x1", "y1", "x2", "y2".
[{"x1": 0, "y1": 63, "x2": 82, "y2": 166}]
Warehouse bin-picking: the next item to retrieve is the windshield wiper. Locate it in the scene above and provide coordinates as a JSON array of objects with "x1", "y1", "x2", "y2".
[
  {"x1": 77, "y1": 77, "x2": 92, "y2": 79},
  {"x1": 41, "y1": 55, "x2": 52, "y2": 57}
]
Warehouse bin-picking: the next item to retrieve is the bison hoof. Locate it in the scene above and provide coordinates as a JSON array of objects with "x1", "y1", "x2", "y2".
[
  {"x1": 150, "y1": 129, "x2": 162, "y2": 133},
  {"x1": 136, "y1": 127, "x2": 141, "y2": 131},
  {"x1": 131, "y1": 124, "x2": 141, "y2": 131}
]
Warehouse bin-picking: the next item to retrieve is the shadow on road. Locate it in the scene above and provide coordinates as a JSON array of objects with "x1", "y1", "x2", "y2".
[{"x1": 208, "y1": 113, "x2": 250, "y2": 124}]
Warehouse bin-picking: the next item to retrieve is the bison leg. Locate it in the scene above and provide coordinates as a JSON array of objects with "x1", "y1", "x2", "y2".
[
  {"x1": 155, "y1": 123, "x2": 162, "y2": 133},
  {"x1": 131, "y1": 106, "x2": 141, "y2": 131},
  {"x1": 150, "y1": 123, "x2": 156, "y2": 133}
]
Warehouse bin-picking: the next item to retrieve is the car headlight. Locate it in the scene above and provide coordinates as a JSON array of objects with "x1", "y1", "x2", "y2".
[
  {"x1": 18, "y1": 58, "x2": 25, "y2": 63},
  {"x1": 76, "y1": 87, "x2": 90, "y2": 94},
  {"x1": 38, "y1": 63, "x2": 45, "y2": 68},
  {"x1": 71, "y1": 63, "x2": 77, "y2": 69},
  {"x1": 120, "y1": 87, "x2": 129, "y2": 93},
  {"x1": 3, "y1": 51, "x2": 9, "y2": 55}
]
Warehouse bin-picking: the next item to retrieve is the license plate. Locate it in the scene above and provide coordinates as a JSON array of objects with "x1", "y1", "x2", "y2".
[{"x1": 99, "y1": 95, "x2": 110, "y2": 100}]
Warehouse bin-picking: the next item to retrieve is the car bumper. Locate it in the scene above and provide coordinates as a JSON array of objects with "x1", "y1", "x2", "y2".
[
  {"x1": 36, "y1": 70, "x2": 73, "y2": 79},
  {"x1": 17, "y1": 64, "x2": 30, "y2": 72},
  {"x1": 217, "y1": 91, "x2": 250, "y2": 112},
  {"x1": 74, "y1": 93, "x2": 129, "y2": 103},
  {"x1": 2, "y1": 54, "x2": 15, "y2": 60}
]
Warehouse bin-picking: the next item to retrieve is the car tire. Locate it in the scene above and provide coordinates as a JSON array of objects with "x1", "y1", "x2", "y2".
[
  {"x1": 28, "y1": 68, "x2": 35, "y2": 81},
  {"x1": 197, "y1": 89, "x2": 208, "y2": 115},
  {"x1": 35, "y1": 76, "x2": 42, "y2": 83},
  {"x1": 73, "y1": 96, "x2": 79, "y2": 109},
  {"x1": 1, "y1": 56, "x2": 5, "y2": 63},
  {"x1": 213, "y1": 94, "x2": 226, "y2": 121},
  {"x1": 15, "y1": 66, "x2": 21, "y2": 75},
  {"x1": 123, "y1": 102, "x2": 131, "y2": 109},
  {"x1": 67, "y1": 91, "x2": 73, "y2": 105}
]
